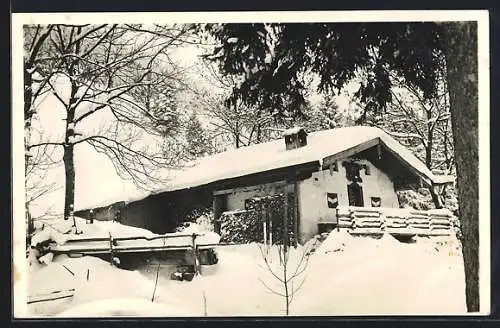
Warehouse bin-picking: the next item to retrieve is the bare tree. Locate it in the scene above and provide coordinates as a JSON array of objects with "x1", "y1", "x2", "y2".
[
  {"x1": 365, "y1": 54, "x2": 454, "y2": 173},
  {"x1": 24, "y1": 24, "x2": 61, "y2": 235},
  {"x1": 257, "y1": 243, "x2": 310, "y2": 315},
  {"x1": 25, "y1": 141, "x2": 61, "y2": 211},
  {"x1": 256, "y1": 195, "x2": 309, "y2": 316},
  {"x1": 358, "y1": 54, "x2": 454, "y2": 208},
  {"x1": 183, "y1": 58, "x2": 282, "y2": 150},
  {"x1": 24, "y1": 24, "x2": 193, "y2": 227}
]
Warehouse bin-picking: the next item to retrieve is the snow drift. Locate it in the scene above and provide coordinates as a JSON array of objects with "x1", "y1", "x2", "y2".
[
  {"x1": 26, "y1": 227, "x2": 466, "y2": 317},
  {"x1": 30, "y1": 217, "x2": 221, "y2": 255}
]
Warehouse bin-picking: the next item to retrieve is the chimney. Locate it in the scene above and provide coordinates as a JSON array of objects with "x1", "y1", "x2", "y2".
[{"x1": 283, "y1": 127, "x2": 308, "y2": 150}]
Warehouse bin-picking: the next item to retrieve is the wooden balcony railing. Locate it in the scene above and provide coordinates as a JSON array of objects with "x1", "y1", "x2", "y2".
[{"x1": 321, "y1": 206, "x2": 455, "y2": 236}]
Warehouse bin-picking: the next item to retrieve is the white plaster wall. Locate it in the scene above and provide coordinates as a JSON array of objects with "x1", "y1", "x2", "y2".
[
  {"x1": 355, "y1": 159, "x2": 399, "y2": 209},
  {"x1": 224, "y1": 181, "x2": 292, "y2": 211},
  {"x1": 298, "y1": 159, "x2": 399, "y2": 241}
]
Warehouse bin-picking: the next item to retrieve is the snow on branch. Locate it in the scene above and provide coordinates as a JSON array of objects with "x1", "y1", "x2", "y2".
[{"x1": 387, "y1": 131, "x2": 426, "y2": 140}]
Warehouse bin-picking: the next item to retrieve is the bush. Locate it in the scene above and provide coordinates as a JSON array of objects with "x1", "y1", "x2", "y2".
[
  {"x1": 219, "y1": 210, "x2": 263, "y2": 244},
  {"x1": 397, "y1": 189, "x2": 434, "y2": 210},
  {"x1": 219, "y1": 194, "x2": 297, "y2": 245},
  {"x1": 177, "y1": 207, "x2": 215, "y2": 232}
]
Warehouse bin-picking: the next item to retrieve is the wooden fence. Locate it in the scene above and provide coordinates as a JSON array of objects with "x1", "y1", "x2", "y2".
[
  {"x1": 327, "y1": 206, "x2": 455, "y2": 236},
  {"x1": 29, "y1": 232, "x2": 215, "y2": 305}
]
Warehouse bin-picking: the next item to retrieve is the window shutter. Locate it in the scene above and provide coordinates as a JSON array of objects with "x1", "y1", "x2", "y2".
[
  {"x1": 371, "y1": 197, "x2": 381, "y2": 207},
  {"x1": 327, "y1": 193, "x2": 339, "y2": 208},
  {"x1": 364, "y1": 164, "x2": 371, "y2": 175}
]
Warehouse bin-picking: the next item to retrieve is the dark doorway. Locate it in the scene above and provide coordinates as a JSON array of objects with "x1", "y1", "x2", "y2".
[
  {"x1": 213, "y1": 194, "x2": 228, "y2": 234},
  {"x1": 347, "y1": 182, "x2": 364, "y2": 207}
]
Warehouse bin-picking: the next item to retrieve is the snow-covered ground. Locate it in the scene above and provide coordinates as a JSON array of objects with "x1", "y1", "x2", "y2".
[{"x1": 25, "y1": 223, "x2": 466, "y2": 317}]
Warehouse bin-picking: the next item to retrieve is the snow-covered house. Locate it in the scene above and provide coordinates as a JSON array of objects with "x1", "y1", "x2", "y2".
[{"x1": 75, "y1": 126, "x2": 454, "y2": 242}]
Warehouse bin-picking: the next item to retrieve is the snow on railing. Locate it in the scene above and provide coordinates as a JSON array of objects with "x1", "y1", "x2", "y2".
[
  {"x1": 50, "y1": 232, "x2": 218, "y2": 255},
  {"x1": 326, "y1": 206, "x2": 454, "y2": 236}
]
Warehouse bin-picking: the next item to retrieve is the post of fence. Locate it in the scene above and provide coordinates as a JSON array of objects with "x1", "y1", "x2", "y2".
[
  {"x1": 109, "y1": 232, "x2": 114, "y2": 266},
  {"x1": 263, "y1": 207, "x2": 267, "y2": 246},
  {"x1": 336, "y1": 208, "x2": 340, "y2": 232},
  {"x1": 283, "y1": 194, "x2": 289, "y2": 254},
  {"x1": 191, "y1": 233, "x2": 200, "y2": 275}
]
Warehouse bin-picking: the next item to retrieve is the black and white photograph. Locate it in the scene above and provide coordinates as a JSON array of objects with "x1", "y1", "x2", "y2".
[{"x1": 11, "y1": 11, "x2": 490, "y2": 317}]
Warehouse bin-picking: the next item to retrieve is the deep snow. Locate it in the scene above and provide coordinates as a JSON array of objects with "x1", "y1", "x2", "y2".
[
  {"x1": 25, "y1": 227, "x2": 466, "y2": 317},
  {"x1": 30, "y1": 217, "x2": 221, "y2": 252}
]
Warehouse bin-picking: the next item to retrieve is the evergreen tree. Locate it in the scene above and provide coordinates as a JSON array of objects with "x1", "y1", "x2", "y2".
[{"x1": 185, "y1": 112, "x2": 213, "y2": 159}]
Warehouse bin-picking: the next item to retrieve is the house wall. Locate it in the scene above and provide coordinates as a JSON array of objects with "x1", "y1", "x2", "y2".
[
  {"x1": 93, "y1": 206, "x2": 118, "y2": 221},
  {"x1": 75, "y1": 203, "x2": 122, "y2": 222},
  {"x1": 224, "y1": 181, "x2": 293, "y2": 211},
  {"x1": 76, "y1": 188, "x2": 213, "y2": 234},
  {"x1": 298, "y1": 158, "x2": 399, "y2": 241}
]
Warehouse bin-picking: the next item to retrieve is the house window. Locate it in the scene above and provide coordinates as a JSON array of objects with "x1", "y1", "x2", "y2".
[
  {"x1": 364, "y1": 164, "x2": 371, "y2": 175},
  {"x1": 244, "y1": 199, "x2": 252, "y2": 210},
  {"x1": 371, "y1": 197, "x2": 381, "y2": 207},
  {"x1": 347, "y1": 182, "x2": 364, "y2": 207},
  {"x1": 329, "y1": 161, "x2": 338, "y2": 175},
  {"x1": 327, "y1": 193, "x2": 339, "y2": 208},
  {"x1": 343, "y1": 161, "x2": 363, "y2": 183}
]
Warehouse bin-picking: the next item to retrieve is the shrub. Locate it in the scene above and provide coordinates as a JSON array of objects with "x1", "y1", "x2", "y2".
[
  {"x1": 397, "y1": 189, "x2": 434, "y2": 210},
  {"x1": 178, "y1": 207, "x2": 215, "y2": 232},
  {"x1": 219, "y1": 210, "x2": 263, "y2": 244},
  {"x1": 219, "y1": 194, "x2": 297, "y2": 245}
]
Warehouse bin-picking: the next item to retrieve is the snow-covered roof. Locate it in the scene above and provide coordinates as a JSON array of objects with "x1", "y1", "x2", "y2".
[
  {"x1": 78, "y1": 126, "x2": 454, "y2": 211},
  {"x1": 151, "y1": 126, "x2": 453, "y2": 194}
]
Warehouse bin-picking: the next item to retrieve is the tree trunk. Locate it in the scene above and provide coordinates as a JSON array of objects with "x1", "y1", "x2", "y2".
[
  {"x1": 426, "y1": 113, "x2": 434, "y2": 169},
  {"x1": 63, "y1": 143, "x2": 75, "y2": 223},
  {"x1": 429, "y1": 187, "x2": 444, "y2": 209},
  {"x1": 235, "y1": 134, "x2": 240, "y2": 148},
  {"x1": 425, "y1": 123, "x2": 443, "y2": 209},
  {"x1": 441, "y1": 21, "x2": 479, "y2": 313},
  {"x1": 24, "y1": 67, "x2": 34, "y2": 238},
  {"x1": 63, "y1": 29, "x2": 80, "y2": 225}
]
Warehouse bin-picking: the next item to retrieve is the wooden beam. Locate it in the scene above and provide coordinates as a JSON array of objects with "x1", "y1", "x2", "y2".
[
  {"x1": 28, "y1": 289, "x2": 75, "y2": 304},
  {"x1": 379, "y1": 140, "x2": 433, "y2": 187},
  {"x1": 209, "y1": 161, "x2": 320, "y2": 191},
  {"x1": 283, "y1": 193, "x2": 289, "y2": 252},
  {"x1": 213, "y1": 181, "x2": 287, "y2": 196},
  {"x1": 213, "y1": 195, "x2": 225, "y2": 234},
  {"x1": 322, "y1": 138, "x2": 380, "y2": 169},
  {"x1": 293, "y1": 180, "x2": 300, "y2": 246}
]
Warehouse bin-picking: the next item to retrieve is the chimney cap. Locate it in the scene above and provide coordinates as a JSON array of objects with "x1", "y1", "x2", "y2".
[
  {"x1": 283, "y1": 126, "x2": 307, "y2": 137},
  {"x1": 283, "y1": 127, "x2": 308, "y2": 150}
]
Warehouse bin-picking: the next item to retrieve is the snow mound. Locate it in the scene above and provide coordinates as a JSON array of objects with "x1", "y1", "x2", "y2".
[
  {"x1": 27, "y1": 229, "x2": 466, "y2": 317},
  {"x1": 375, "y1": 233, "x2": 403, "y2": 248},
  {"x1": 28, "y1": 254, "x2": 201, "y2": 317},
  {"x1": 175, "y1": 222, "x2": 221, "y2": 245},
  {"x1": 314, "y1": 229, "x2": 354, "y2": 254},
  {"x1": 69, "y1": 217, "x2": 157, "y2": 239},
  {"x1": 292, "y1": 232, "x2": 465, "y2": 315},
  {"x1": 31, "y1": 217, "x2": 221, "y2": 250},
  {"x1": 31, "y1": 227, "x2": 69, "y2": 247}
]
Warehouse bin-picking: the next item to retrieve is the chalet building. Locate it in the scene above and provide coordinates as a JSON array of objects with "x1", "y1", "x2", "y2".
[{"x1": 75, "y1": 126, "x2": 454, "y2": 243}]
